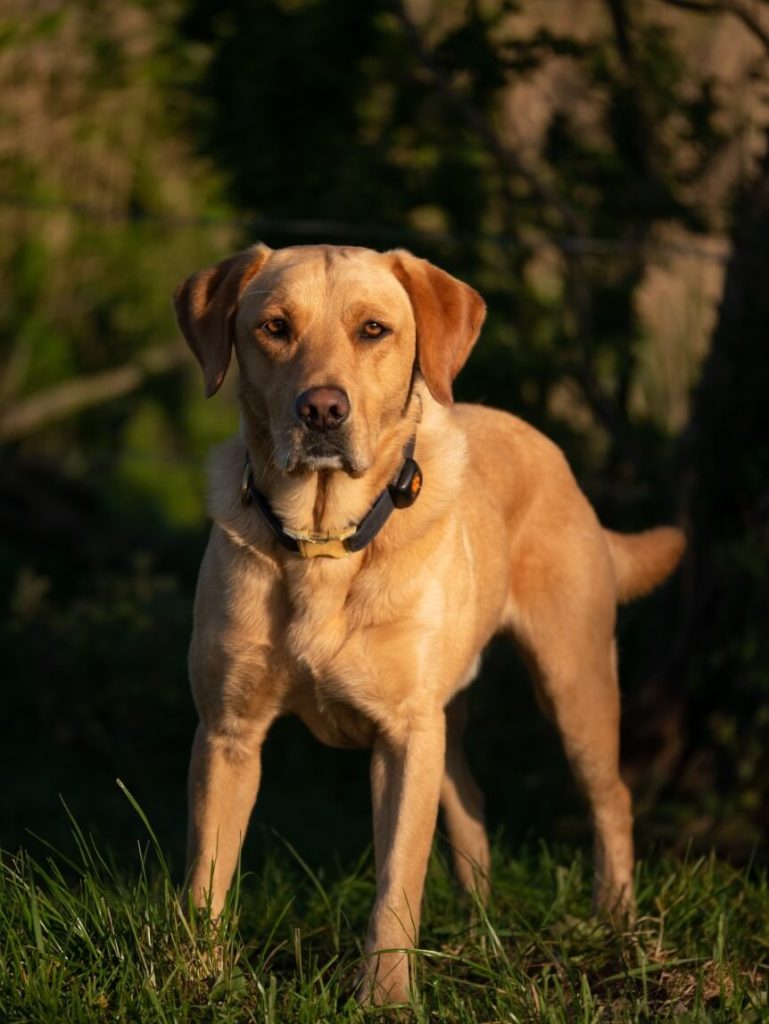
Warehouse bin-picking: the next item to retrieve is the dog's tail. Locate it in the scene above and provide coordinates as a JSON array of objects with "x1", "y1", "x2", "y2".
[{"x1": 604, "y1": 526, "x2": 685, "y2": 603}]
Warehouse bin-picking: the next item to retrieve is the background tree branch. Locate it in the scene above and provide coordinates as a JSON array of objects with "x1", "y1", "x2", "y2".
[{"x1": 0, "y1": 343, "x2": 189, "y2": 442}]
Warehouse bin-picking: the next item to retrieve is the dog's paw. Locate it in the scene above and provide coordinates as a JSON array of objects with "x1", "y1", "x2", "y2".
[
  {"x1": 593, "y1": 880, "x2": 637, "y2": 930},
  {"x1": 355, "y1": 950, "x2": 412, "y2": 1008}
]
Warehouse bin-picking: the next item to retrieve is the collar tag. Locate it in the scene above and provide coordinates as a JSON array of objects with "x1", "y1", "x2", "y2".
[
  {"x1": 241, "y1": 461, "x2": 253, "y2": 506},
  {"x1": 388, "y1": 457, "x2": 423, "y2": 509}
]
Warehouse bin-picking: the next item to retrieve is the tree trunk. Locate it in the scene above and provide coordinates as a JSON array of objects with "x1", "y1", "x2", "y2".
[{"x1": 624, "y1": 138, "x2": 769, "y2": 845}]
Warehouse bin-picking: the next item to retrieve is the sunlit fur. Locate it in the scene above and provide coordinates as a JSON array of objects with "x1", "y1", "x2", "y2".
[{"x1": 174, "y1": 244, "x2": 685, "y2": 1007}]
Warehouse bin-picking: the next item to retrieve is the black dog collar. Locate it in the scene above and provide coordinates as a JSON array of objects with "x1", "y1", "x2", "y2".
[{"x1": 241, "y1": 438, "x2": 422, "y2": 559}]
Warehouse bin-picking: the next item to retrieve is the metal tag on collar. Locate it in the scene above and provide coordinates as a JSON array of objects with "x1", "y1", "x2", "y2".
[
  {"x1": 241, "y1": 459, "x2": 253, "y2": 506},
  {"x1": 283, "y1": 525, "x2": 358, "y2": 559},
  {"x1": 388, "y1": 457, "x2": 422, "y2": 509}
]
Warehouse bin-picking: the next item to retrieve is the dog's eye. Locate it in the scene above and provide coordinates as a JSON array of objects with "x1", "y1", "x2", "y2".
[
  {"x1": 360, "y1": 321, "x2": 389, "y2": 340},
  {"x1": 262, "y1": 318, "x2": 289, "y2": 339}
]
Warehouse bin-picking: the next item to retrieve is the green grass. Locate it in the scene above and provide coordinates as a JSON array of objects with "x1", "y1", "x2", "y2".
[{"x1": 2, "y1": 801, "x2": 767, "y2": 1023}]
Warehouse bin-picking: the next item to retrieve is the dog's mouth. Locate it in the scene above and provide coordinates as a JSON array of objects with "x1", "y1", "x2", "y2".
[{"x1": 281, "y1": 430, "x2": 365, "y2": 476}]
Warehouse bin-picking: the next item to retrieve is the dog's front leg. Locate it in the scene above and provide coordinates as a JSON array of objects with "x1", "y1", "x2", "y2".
[
  {"x1": 185, "y1": 716, "x2": 274, "y2": 917},
  {"x1": 359, "y1": 713, "x2": 446, "y2": 1006}
]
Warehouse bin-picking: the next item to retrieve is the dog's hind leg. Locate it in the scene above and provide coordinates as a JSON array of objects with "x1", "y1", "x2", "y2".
[
  {"x1": 507, "y1": 517, "x2": 636, "y2": 923},
  {"x1": 440, "y1": 690, "x2": 490, "y2": 899},
  {"x1": 527, "y1": 631, "x2": 635, "y2": 923}
]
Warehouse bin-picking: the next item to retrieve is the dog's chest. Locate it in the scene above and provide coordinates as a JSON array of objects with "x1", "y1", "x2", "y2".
[
  {"x1": 283, "y1": 563, "x2": 356, "y2": 670},
  {"x1": 281, "y1": 559, "x2": 440, "y2": 731},
  {"x1": 283, "y1": 590, "x2": 381, "y2": 747}
]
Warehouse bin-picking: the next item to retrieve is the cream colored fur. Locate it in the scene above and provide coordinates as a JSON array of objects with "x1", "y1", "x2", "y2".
[{"x1": 173, "y1": 243, "x2": 684, "y2": 1006}]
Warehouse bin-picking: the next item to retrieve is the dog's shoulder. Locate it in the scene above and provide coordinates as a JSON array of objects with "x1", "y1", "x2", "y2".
[
  {"x1": 450, "y1": 402, "x2": 581, "y2": 526},
  {"x1": 453, "y1": 402, "x2": 570, "y2": 472}
]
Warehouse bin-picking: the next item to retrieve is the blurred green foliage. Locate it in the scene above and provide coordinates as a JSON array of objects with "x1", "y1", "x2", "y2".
[{"x1": 1, "y1": 0, "x2": 767, "y2": 867}]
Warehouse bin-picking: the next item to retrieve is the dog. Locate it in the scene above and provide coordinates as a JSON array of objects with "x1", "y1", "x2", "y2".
[{"x1": 173, "y1": 243, "x2": 684, "y2": 1005}]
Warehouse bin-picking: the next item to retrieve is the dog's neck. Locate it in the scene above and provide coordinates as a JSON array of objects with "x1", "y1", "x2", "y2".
[
  {"x1": 240, "y1": 397, "x2": 422, "y2": 538},
  {"x1": 207, "y1": 389, "x2": 467, "y2": 564}
]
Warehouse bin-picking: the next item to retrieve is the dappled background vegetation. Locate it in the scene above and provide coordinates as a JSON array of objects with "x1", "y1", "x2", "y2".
[{"x1": 2, "y1": 0, "x2": 768, "y2": 875}]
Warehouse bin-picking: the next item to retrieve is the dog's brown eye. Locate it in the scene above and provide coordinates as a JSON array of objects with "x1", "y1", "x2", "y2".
[
  {"x1": 263, "y1": 318, "x2": 289, "y2": 338},
  {"x1": 360, "y1": 321, "x2": 388, "y2": 340}
]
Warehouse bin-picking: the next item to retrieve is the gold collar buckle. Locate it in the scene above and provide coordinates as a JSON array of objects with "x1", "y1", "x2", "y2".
[{"x1": 283, "y1": 525, "x2": 358, "y2": 559}]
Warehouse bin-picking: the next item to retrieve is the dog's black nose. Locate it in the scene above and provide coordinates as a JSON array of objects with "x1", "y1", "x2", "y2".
[{"x1": 295, "y1": 386, "x2": 350, "y2": 432}]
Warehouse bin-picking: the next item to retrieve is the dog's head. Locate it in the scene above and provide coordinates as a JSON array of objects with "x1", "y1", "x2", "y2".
[{"x1": 173, "y1": 244, "x2": 485, "y2": 476}]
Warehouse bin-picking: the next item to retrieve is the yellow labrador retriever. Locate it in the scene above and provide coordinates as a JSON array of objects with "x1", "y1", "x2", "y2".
[{"x1": 173, "y1": 243, "x2": 684, "y2": 1005}]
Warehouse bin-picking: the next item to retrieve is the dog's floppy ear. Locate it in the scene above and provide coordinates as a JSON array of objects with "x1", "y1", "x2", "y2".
[
  {"x1": 389, "y1": 250, "x2": 486, "y2": 406},
  {"x1": 173, "y1": 244, "x2": 271, "y2": 397}
]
